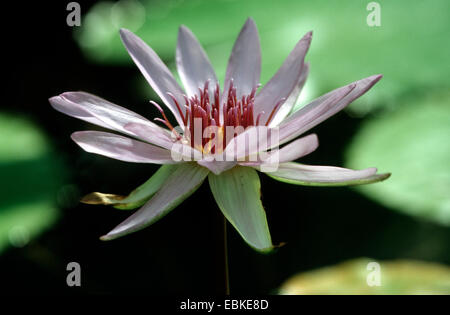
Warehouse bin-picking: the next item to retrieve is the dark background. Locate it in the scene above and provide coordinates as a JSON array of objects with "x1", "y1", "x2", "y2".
[{"x1": 1, "y1": 1, "x2": 449, "y2": 295}]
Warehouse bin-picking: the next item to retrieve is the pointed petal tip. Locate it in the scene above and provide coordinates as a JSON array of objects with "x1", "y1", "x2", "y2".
[
  {"x1": 247, "y1": 240, "x2": 290, "y2": 254},
  {"x1": 378, "y1": 172, "x2": 391, "y2": 181},
  {"x1": 373, "y1": 74, "x2": 383, "y2": 81},
  {"x1": 79, "y1": 191, "x2": 126, "y2": 205},
  {"x1": 119, "y1": 28, "x2": 135, "y2": 43},
  {"x1": 48, "y1": 95, "x2": 59, "y2": 101},
  {"x1": 253, "y1": 246, "x2": 275, "y2": 254},
  {"x1": 242, "y1": 17, "x2": 258, "y2": 31},
  {"x1": 100, "y1": 229, "x2": 123, "y2": 241},
  {"x1": 99, "y1": 234, "x2": 112, "y2": 241},
  {"x1": 70, "y1": 131, "x2": 82, "y2": 142},
  {"x1": 80, "y1": 193, "x2": 99, "y2": 205},
  {"x1": 119, "y1": 28, "x2": 131, "y2": 36},
  {"x1": 245, "y1": 17, "x2": 256, "y2": 24},
  {"x1": 48, "y1": 95, "x2": 62, "y2": 106},
  {"x1": 178, "y1": 25, "x2": 189, "y2": 33},
  {"x1": 366, "y1": 74, "x2": 383, "y2": 84},
  {"x1": 254, "y1": 241, "x2": 286, "y2": 254}
]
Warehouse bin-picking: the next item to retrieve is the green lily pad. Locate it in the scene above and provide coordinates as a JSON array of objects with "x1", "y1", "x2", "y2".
[
  {"x1": 0, "y1": 113, "x2": 65, "y2": 253},
  {"x1": 74, "y1": 0, "x2": 449, "y2": 113},
  {"x1": 345, "y1": 91, "x2": 450, "y2": 226},
  {"x1": 280, "y1": 258, "x2": 450, "y2": 294}
]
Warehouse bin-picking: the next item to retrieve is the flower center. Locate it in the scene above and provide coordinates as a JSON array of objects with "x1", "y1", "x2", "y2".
[{"x1": 153, "y1": 81, "x2": 283, "y2": 153}]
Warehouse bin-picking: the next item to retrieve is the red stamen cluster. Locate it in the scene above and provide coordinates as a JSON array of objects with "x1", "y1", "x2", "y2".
[{"x1": 152, "y1": 80, "x2": 284, "y2": 152}]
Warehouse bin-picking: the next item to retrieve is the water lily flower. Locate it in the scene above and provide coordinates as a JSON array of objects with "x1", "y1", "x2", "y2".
[{"x1": 49, "y1": 18, "x2": 389, "y2": 253}]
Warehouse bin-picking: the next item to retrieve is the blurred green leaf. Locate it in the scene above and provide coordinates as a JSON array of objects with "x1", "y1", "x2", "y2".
[
  {"x1": 345, "y1": 91, "x2": 450, "y2": 226},
  {"x1": 280, "y1": 258, "x2": 450, "y2": 294},
  {"x1": 0, "y1": 114, "x2": 50, "y2": 162},
  {"x1": 75, "y1": 0, "x2": 449, "y2": 113},
  {"x1": 0, "y1": 113, "x2": 65, "y2": 253}
]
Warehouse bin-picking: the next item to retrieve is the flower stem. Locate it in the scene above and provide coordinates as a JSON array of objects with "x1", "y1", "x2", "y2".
[
  {"x1": 223, "y1": 215, "x2": 230, "y2": 295},
  {"x1": 214, "y1": 210, "x2": 230, "y2": 294}
]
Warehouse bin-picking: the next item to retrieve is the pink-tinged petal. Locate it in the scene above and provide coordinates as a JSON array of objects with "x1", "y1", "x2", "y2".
[
  {"x1": 222, "y1": 18, "x2": 261, "y2": 107},
  {"x1": 263, "y1": 162, "x2": 390, "y2": 186},
  {"x1": 276, "y1": 82, "x2": 356, "y2": 146},
  {"x1": 120, "y1": 29, "x2": 186, "y2": 127},
  {"x1": 208, "y1": 166, "x2": 273, "y2": 253},
  {"x1": 176, "y1": 25, "x2": 218, "y2": 98},
  {"x1": 240, "y1": 133, "x2": 318, "y2": 166},
  {"x1": 275, "y1": 133, "x2": 318, "y2": 163},
  {"x1": 124, "y1": 122, "x2": 202, "y2": 160},
  {"x1": 197, "y1": 159, "x2": 236, "y2": 175},
  {"x1": 49, "y1": 92, "x2": 172, "y2": 148},
  {"x1": 50, "y1": 92, "x2": 147, "y2": 131},
  {"x1": 49, "y1": 95, "x2": 108, "y2": 127},
  {"x1": 278, "y1": 75, "x2": 382, "y2": 145},
  {"x1": 254, "y1": 32, "x2": 312, "y2": 126},
  {"x1": 71, "y1": 131, "x2": 177, "y2": 164},
  {"x1": 224, "y1": 126, "x2": 278, "y2": 160},
  {"x1": 269, "y1": 62, "x2": 310, "y2": 127},
  {"x1": 101, "y1": 163, "x2": 209, "y2": 240}
]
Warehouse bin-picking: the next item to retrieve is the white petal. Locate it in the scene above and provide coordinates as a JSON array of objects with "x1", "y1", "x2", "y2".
[
  {"x1": 72, "y1": 131, "x2": 177, "y2": 164},
  {"x1": 277, "y1": 82, "x2": 356, "y2": 146},
  {"x1": 263, "y1": 162, "x2": 390, "y2": 186},
  {"x1": 124, "y1": 122, "x2": 202, "y2": 160},
  {"x1": 269, "y1": 62, "x2": 310, "y2": 127},
  {"x1": 278, "y1": 75, "x2": 382, "y2": 145},
  {"x1": 254, "y1": 32, "x2": 312, "y2": 126},
  {"x1": 240, "y1": 133, "x2": 318, "y2": 166},
  {"x1": 224, "y1": 126, "x2": 278, "y2": 160},
  {"x1": 176, "y1": 25, "x2": 217, "y2": 98},
  {"x1": 222, "y1": 18, "x2": 261, "y2": 109},
  {"x1": 49, "y1": 92, "x2": 172, "y2": 148},
  {"x1": 120, "y1": 29, "x2": 186, "y2": 127},
  {"x1": 101, "y1": 163, "x2": 209, "y2": 240}
]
